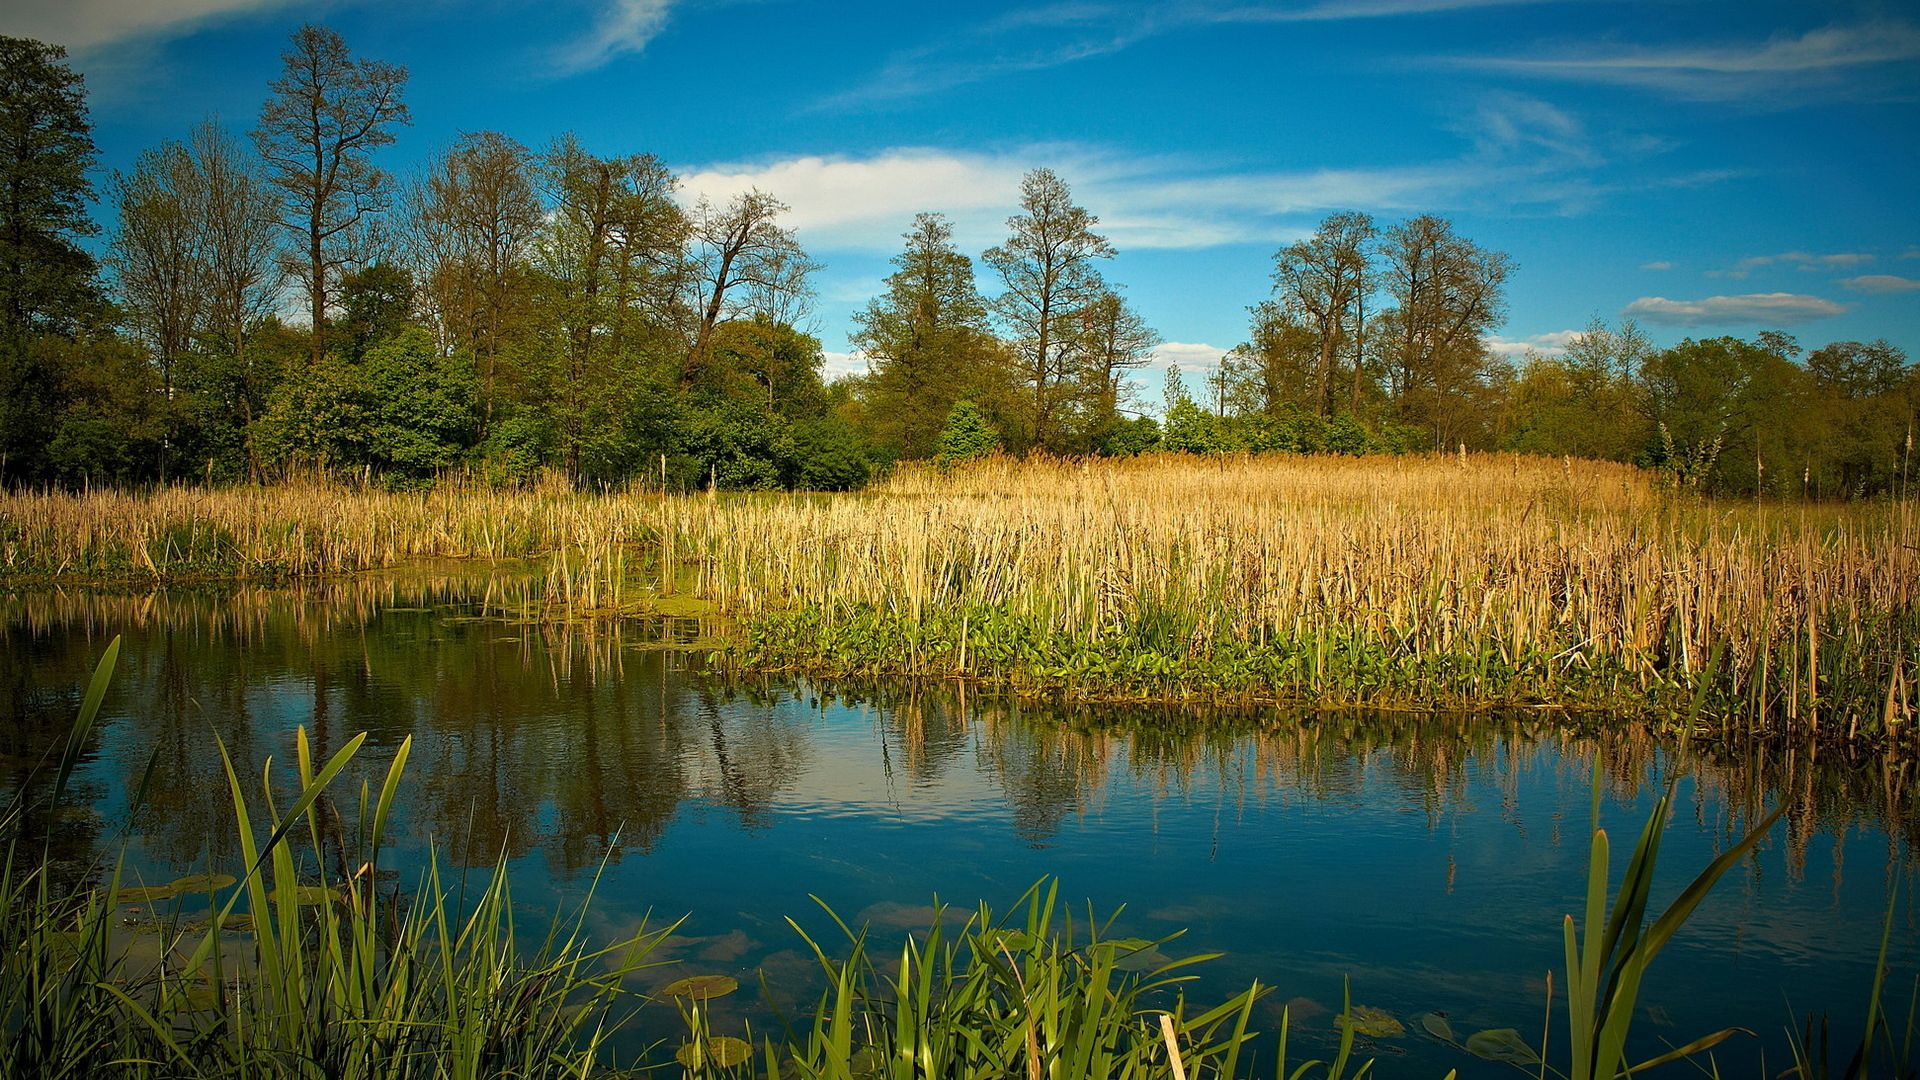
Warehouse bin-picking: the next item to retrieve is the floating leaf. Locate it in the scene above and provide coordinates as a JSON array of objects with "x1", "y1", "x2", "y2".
[
  {"x1": 216, "y1": 914, "x2": 255, "y2": 934},
  {"x1": 1114, "y1": 946, "x2": 1172, "y2": 972},
  {"x1": 1416, "y1": 1012, "x2": 1455, "y2": 1042},
  {"x1": 117, "y1": 884, "x2": 179, "y2": 904},
  {"x1": 660, "y1": 974, "x2": 738, "y2": 999},
  {"x1": 676, "y1": 1035, "x2": 752, "y2": 1069},
  {"x1": 1335, "y1": 1006, "x2": 1405, "y2": 1039},
  {"x1": 170, "y1": 873, "x2": 237, "y2": 894},
  {"x1": 1103, "y1": 937, "x2": 1154, "y2": 952},
  {"x1": 1466, "y1": 1028, "x2": 1541, "y2": 1065},
  {"x1": 179, "y1": 983, "x2": 223, "y2": 1012},
  {"x1": 849, "y1": 1046, "x2": 887, "y2": 1077},
  {"x1": 267, "y1": 885, "x2": 336, "y2": 906}
]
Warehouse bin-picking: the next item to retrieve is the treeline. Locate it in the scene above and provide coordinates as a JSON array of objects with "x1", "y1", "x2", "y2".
[{"x1": 1, "y1": 29, "x2": 1913, "y2": 497}]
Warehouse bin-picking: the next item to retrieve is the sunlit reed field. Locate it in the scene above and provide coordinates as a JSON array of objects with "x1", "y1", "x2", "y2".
[{"x1": 3, "y1": 454, "x2": 1915, "y2": 746}]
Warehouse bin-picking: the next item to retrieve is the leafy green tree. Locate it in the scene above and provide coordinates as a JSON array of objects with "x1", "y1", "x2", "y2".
[
  {"x1": 935, "y1": 401, "x2": 1002, "y2": 467},
  {"x1": 1806, "y1": 339, "x2": 1915, "y2": 496},
  {"x1": 788, "y1": 414, "x2": 872, "y2": 490},
  {"x1": 853, "y1": 213, "x2": 1005, "y2": 458},
  {"x1": 1073, "y1": 288, "x2": 1157, "y2": 453},
  {"x1": 704, "y1": 317, "x2": 827, "y2": 417},
  {"x1": 1097, "y1": 416, "x2": 1161, "y2": 456},
  {"x1": 336, "y1": 263, "x2": 418, "y2": 361},
  {"x1": 362, "y1": 327, "x2": 477, "y2": 482},
  {"x1": 42, "y1": 334, "x2": 165, "y2": 486},
  {"x1": 0, "y1": 36, "x2": 104, "y2": 481},
  {"x1": 256, "y1": 355, "x2": 367, "y2": 473},
  {"x1": 1641, "y1": 335, "x2": 1817, "y2": 495}
]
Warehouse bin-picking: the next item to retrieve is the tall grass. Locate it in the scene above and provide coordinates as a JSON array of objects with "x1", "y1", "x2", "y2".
[{"x1": 2, "y1": 453, "x2": 1915, "y2": 743}]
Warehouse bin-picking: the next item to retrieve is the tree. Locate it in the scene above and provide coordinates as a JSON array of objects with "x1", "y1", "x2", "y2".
[
  {"x1": 685, "y1": 190, "x2": 816, "y2": 386},
  {"x1": 1377, "y1": 215, "x2": 1512, "y2": 448},
  {"x1": 1500, "y1": 318, "x2": 1652, "y2": 461},
  {"x1": 336, "y1": 262, "x2": 416, "y2": 360},
  {"x1": 1222, "y1": 303, "x2": 1318, "y2": 416},
  {"x1": 852, "y1": 213, "x2": 1001, "y2": 458},
  {"x1": 983, "y1": 169, "x2": 1114, "y2": 452},
  {"x1": 1270, "y1": 211, "x2": 1375, "y2": 417},
  {"x1": 254, "y1": 24, "x2": 409, "y2": 366},
  {"x1": 0, "y1": 36, "x2": 102, "y2": 480},
  {"x1": 1806, "y1": 339, "x2": 1915, "y2": 496},
  {"x1": 935, "y1": 402, "x2": 1002, "y2": 467},
  {"x1": 188, "y1": 121, "x2": 284, "y2": 479},
  {"x1": 108, "y1": 142, "x2": 204, "y2": 405},
  {"x1": 409, "y1": 131, "x2": 542, "y2": 434},
  {"x1": 535, "y1": 135, "x2": 688, "y2": 481},
  {"x1": 1641, "y1": 335, "x2": 1816, "y2": 495},
  {"x1": 1072, "y1": 288, "x2": 1158, "y2": 451},
  {"x1": 362, "y1": 327, "x2": 476, "y2": 482}
]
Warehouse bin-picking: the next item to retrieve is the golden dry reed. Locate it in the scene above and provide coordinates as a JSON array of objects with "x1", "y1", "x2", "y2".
[{"x1": 1, "y1": 453, "x2": 1914, "y2": 743}]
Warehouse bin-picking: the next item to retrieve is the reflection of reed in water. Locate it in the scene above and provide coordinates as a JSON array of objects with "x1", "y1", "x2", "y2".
[{"x1": 3, "y1": 588, "x2": 1913, "y2": 895}]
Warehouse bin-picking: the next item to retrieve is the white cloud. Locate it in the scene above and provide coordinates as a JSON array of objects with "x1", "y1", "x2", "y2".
[
  {"x1": 1621, "y1": 293, "x2": 1846, "y2": 327},
  {"x1": 1132, "y1": 342, "x2": 1230, "y2": 402},
  {"x1": 1453, "y1": 21, "x2": 1920, "y2": 101},
  {"x1": 1640, "y1": 260, "x2": 1674, "y2": 271},
  {"x1": 1708, "y1": 250, "x2": 1875, "y2": 279},
  {"x1": 820, "y1": 350, "x2": 869, "y2": 380},
  {"x1": 1, "y1": 0, "x2": 297, "y2": 49},
  {"x1": 676, "y1": 120, "x2": 1605, "y2": 256},
  {"x1": 1485, "y1": 329, "x2": 1583, "y2": 359},
  {"x1": 1842, "y1": 274, "x2": 1920, "y2": 294},
  {"x1": 551, "y1": 0, "x2": 675, "y2": 74}
]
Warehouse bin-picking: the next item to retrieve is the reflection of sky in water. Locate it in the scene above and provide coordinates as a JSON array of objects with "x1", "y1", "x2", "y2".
[{"x1": 2, "y1": 586, "x2": 1916, "y2": 1076}]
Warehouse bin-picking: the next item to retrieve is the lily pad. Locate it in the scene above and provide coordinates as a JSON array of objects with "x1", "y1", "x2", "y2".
[
  {"x1": 170, "y1": 873, "x2": 238, "y2": 894},
  {"x1": 1466, "y1": 1028, "x2": 1541, "y2": 1065},
  {"x1": 1335, "y1": 1006, "x2": 1405, "y2": 1039},
  {"x1": 660, "y1": 974, "x2": 738, "y2": 1000},
  {"x1": 179, "y1": 984, "x2": 224, "y2": 1012},
  {"x1": 1114, "y1": 946, "x2": 1173, "y2": 972},
  {"x1": 1415, "y1": 1012, "x2": 1456, "y2": 1041},
  {"x1": 267, "y1": 885, "x2": 337, "y2": 906},
  {"x1": 676, "y1": 1035, "x2": 752, "y2": 1069},
  {"x1": 117, "y1": 884, "x2": 180, "y2": 904}
]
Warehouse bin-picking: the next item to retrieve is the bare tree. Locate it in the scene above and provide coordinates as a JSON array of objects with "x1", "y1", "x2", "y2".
[
  {"x1": 254, "y1": 24, "x2": 408, "y2": 366},
  {"x1": 685, "y1": 189, "x2": 817, "y2": 385},
  {"x1": 108, "y1": 142, "x2": 203, "y2": 402},
  {"x1": 983, "y1": 168, "x2": 1113, "y2": 452}
]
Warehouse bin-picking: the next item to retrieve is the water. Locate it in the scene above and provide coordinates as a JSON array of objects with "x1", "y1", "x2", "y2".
[{"x1": 3, "y1": 582, "x2": 1915, "y2": 1076}]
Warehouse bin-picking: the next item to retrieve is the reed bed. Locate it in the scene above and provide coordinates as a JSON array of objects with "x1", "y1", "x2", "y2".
[{"x1": 2, "y1": 453, "x2": 1915, "y2": 744}]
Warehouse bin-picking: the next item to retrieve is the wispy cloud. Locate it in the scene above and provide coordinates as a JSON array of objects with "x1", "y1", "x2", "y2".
[
  {"x1": 551, "y1": 0, "x2": 675, "y2": 74},
  {"x1": 1622, "y1": 292, "x2": 1846, "y2": 327},
  {"x1": 1485, "y1": 329, "x2": 1583, "y2": 359},
  {"x1": 820, "y1": 350, "x2": 869, "y2": 380},
  {"x1": 1707, "y1": 250, "x2": 1875, "y2": 279},
  {"x1": 1, "y1": 0, "x2": 302, "y2": 50},
  {"x1": 1641, "y1": 260, "x2": 1674, "y2": 270},
  {"x1": 1452, "y1": 21, "x2": 1920, "y2": 102},
  {"x1": 1842, "y1": 274, "x2": 1920, "y2": 294},
  {"x1": 678, "y1": 94, "x2": 1667, "y2": 254},
  {"x1": 818, "y1": 0, "x2": 1560, "y2": 110}
]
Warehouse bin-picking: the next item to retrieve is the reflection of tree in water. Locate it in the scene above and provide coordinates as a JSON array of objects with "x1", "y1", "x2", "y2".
[{"x1": 5, "y1": 584, "x2": 1918, "y2": 891}]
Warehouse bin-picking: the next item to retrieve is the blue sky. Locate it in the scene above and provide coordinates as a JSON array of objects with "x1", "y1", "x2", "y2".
[{"x1": 7, "y1": 0, "x2": 1918, "y2": 383}]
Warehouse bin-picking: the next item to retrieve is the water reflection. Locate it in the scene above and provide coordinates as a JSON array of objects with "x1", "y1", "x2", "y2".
[{"x1": 2, "y1": 580, "x2": 1916, "y2": 1074}]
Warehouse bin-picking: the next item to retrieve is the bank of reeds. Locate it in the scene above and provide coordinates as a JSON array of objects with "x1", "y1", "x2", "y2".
[{"x1": 2, "y1": 454, "x2": 1915, "y2": 744}]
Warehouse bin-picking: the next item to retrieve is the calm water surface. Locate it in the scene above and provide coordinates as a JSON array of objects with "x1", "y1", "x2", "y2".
[{"x1": 2, "y1": 581, "x2": 1915, "y2": 1076}]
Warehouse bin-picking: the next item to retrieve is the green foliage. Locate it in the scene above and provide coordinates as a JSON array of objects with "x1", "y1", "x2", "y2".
[
  {"x1": 256, "y1": 355, "x2": 367, "y2": 472},
  {"x1": 361, "y1": 328, "x2": 477, "y2": 483},
  {"x1": 1098, "y1": 415, "x2": 1162, "y2": 456},
  {"x1": 787, "y1": 414, "x2": 873, "y2": 491},
  {"x1": 936, "y1": 401, "x2": 1002, "y2": 467},
  {"x1": 481, "y1": 411, "x2": 555, "y2": 486}
]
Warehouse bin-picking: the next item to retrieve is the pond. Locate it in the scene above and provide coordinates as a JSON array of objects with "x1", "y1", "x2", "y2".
[{"x1": 2, "y1": 579, "x2": 1914, "y2": 1077}]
